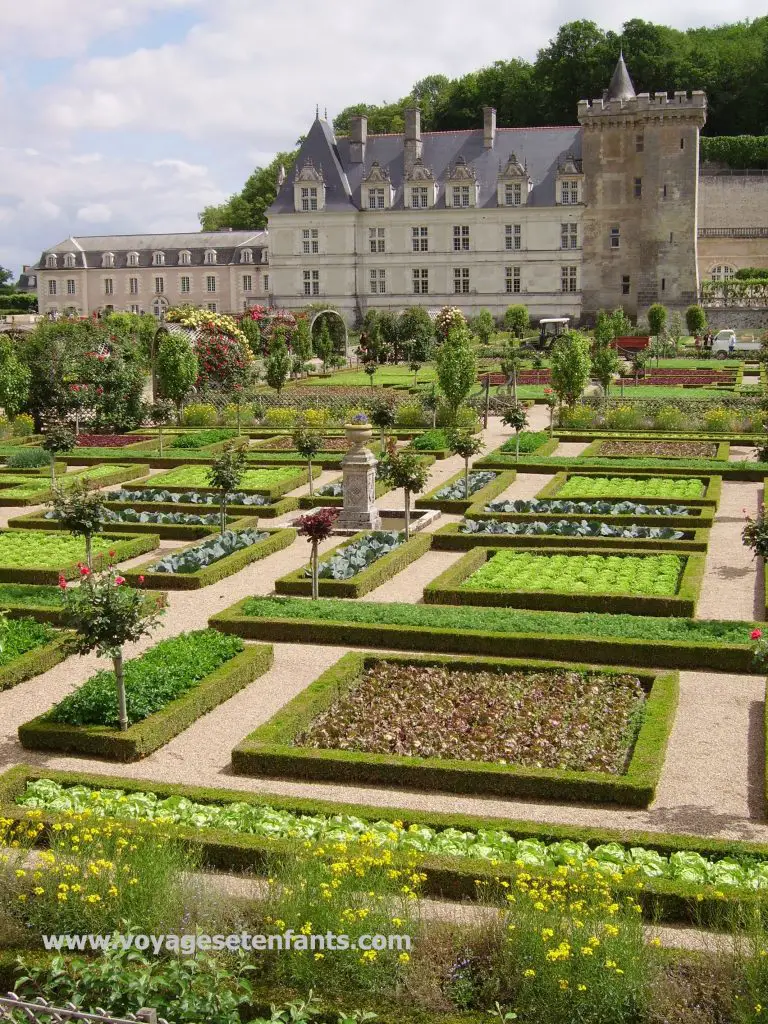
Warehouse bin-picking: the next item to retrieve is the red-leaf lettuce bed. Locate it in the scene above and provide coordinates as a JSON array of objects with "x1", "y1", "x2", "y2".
[
  {"x1": 296, "y1": 660, "x2": 645, "y2": 774},
  {"x1": 75, "y1": 434, "x2": 153, "y2": 448}
]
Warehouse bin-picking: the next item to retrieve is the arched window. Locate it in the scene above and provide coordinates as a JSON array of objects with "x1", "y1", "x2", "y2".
[
  {"x1": 63, "y1": 253, "x2": 76, "y2": 269},
  {"x1": 240, "y1": 248, "x2": 253, "y2": 264},
  {"x1": 45, "y1": 254, "x2": 57, "y2": 269},
  {"x1": 102, "y1": 252, "x2": 115, "y2": 268},
  {"x1": 152, "y1": 251, "x2": 165, "y2": 266},
  {"x1": 711, "y1": 265, "x2": 736, "y2": 282},
  {"x1": 204, "y1": 249, "x2": 217, "y2": 265},
  {"x1": 152, "y1": 296, "x2": 168, "y2": 319},
  {"x1": 179, "y1": 250, "x2": 192, "y2": 266},
  {"x1": 127, "y1": 252, "x2": 140, "y2": 267}
]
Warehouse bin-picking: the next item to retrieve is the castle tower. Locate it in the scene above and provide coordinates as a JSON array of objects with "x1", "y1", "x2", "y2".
[{"x1": 578, "y1": 55, "x2": 707, "y2": 319}]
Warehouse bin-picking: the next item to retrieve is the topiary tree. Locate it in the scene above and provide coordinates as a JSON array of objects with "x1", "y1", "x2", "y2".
[
  {"x1": 156, "y1": 332, "x2": 198, "y2": 423},
  {"x1": 472, "y1": 309, "x2": 495, "y2": 346},
  {"x1": 550, "y1": 331, "x2": 592, "y2": 409},
  {"x1": 207, "y1": 443, "x2": 247, "y2": 536},
  {"x1": 447, "y1": 430, "x2": 484, "y2": 495},
  {"x1": 434, "y1": 306, "x2": 466, "y2": 343},
  {"x1": 501, "y1": 404, "x2": 529, "y2": 461},
  {"x1": 148, "y1": 399, "x2": 173, "y2": 456},
  {"x1": 685, "y1": 304, "x2": 707, "y2": 338},
  {"x1": 61, "y1": 563, "x2": 163, "y2": 732},
  {"x1": 591, "y1": 344, "x2": 620, "y2": 407},
  {"x1": 296, "y1": 506, "x2": 339, "y2": 599},
  {"x1": 435, "y1": 322, "x2": 477, "y2": 422},
  {"x1": 291, "y1": 426, "x2": 323, "y2": 497},
  {"x1": 42, "y1": 421, "x2": 76, "y2": 486},
  {"x1": 364, "y1": 361, "x2": 378, "y2": 387},
  {"x1": 50, "y1": 480, "x2": 106, "y2": 569},
  {"x1": 504, "y1": 304, "x2": 529, "y2": 339},
  {"x1": 377, "y1": 439, "x2": 429, "y2": 541},
  {"x1": 265, "y1": 328, "x2": 291, "y2": 397},
  {"x1": 398, "y1": 306, "x2": 433, "y2": 362},
  {"x1": 370, "y1": 402, "x2": 396, "y2": 446},
  {"x1": 647, "y1": 303, "x2": 668, "y2": 339},
  {"x1": 293, "y1": 317, "x2": 313, "y2": 366},
  {"x1": 500, "y1": 338, "x2": 524, "y2": 401}
]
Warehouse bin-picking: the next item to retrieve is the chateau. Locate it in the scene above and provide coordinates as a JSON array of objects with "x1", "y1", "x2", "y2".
[{"x1": 32, "y1": 57, "x2": 768, "y2": 325}]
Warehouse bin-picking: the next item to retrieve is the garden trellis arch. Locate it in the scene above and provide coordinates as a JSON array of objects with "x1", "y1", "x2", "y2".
[{"x1": 309, "y1": 309, "x2": 348, "y2": 356}]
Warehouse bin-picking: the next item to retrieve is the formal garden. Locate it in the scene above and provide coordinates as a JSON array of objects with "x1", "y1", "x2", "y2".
[{"x1": 3, "y1": 302, "x2": 768, "y2": 1022}]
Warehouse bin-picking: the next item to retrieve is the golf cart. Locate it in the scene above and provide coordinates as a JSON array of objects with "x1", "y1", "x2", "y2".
[{"x1": 520, "y1": 317, "x2": 570, "y2": 355}]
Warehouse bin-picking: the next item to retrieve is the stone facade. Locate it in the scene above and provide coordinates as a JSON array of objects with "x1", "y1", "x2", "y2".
[{"x1": 697, "y1": 173, "x2": 768, "y2": 282}]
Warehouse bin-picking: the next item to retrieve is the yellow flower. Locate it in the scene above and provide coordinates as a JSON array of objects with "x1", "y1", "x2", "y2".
[
  {"x1": 581, "y1": 947, "x2": 594, "y2": 956},
  {"x1": 559, "y1": 980, "x2": 569, "y2": 990},
  {"x1": 314, "y1": 953, "x2": 325, "y2": 961},
  {"x1": 398, "y1": 953, "x2": 410, "y2": 963},
  {"x1": 578, "y1": 985, "x2": 587, "y2": 992},
  {"x1": 523, "y1": 969, "x2": 536, "y2": 978},
  {"x1": 33, "y1": 887, "x2": 45, "y2": 895},
  {"x1": 649, "y1": 937, "x2": 662, "y2": 948},
  {"x1": 604, "y1": 924, "x2": 619, "y2": 937},
  {"x1": 300, "y1": 922, "x2": 313, "y2": 936}
]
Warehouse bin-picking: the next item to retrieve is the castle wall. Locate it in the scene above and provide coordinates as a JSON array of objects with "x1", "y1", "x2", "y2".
[{"x1": 697, "y1": 173, "x2": 768, "y2": 281}]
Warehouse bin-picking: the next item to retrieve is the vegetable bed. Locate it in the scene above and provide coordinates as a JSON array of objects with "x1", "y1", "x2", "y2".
[
  {"x1": 8, "y1": 507, "x2": 259, "y2": 542},
  {"x1": 541, "y1": 473, "x2": 720, "y2": 505},
  {"x1": 0, "y1": 464, "x2": 149, "y2": 506},
  {"x1": 145, "y1": 464, "x2": 312, "y2": 498},
  {"x1": 104, "y1": 487, "x2": 298, "y2": 518},
  {"x1": 0, "y1": 618, "x2": 70, "y2": 692},
  {"x1": 423, "y1": 547, "x2": 706, "y2": 616},
  {"x1": 18, "y1": 632, "x2": 274, "y2": 761},
  {"x1": 584, "y1": 440, "x2": 727, "y2": 460},
  {"x1": 475, "y1": 497, "x2": 710, "y2": 529},
  {"x1": 232, "y1": 651, "x2": 676, "y2": 806},
  {"x1": 416, "y1": 470, "x2": 515, "y2": 514},
  {"x1": 0, "y1": 530, "x2": 159, "y2": 584},
  {"x1": 75, "y1": 434, "x2": 154, "y2": 448},
  {"x1": 431, "y1": 520, "x2": 708, "y2": 553},
  {"x1": 275, "y1": 530, "x2": 431, "y2": 598}
]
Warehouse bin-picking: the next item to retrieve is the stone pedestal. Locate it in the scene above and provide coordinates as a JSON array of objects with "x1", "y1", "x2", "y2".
[{"x1": 336, "y1": 425, "x2": 382, "y2": 531}]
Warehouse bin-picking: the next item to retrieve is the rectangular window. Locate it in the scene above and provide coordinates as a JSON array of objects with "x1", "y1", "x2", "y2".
[
  {"x1": 561, "y1": 266, "x2": 578, "y2": 293},
  {"x1": 303, "y1": 270, "x2": 319, "y2": 296},
  {"x1": 610, "y1": 226, "x2": 620, "y2": 249},
  {"x1": 66, "y1": 279, "x2": 76, "y2": 295},
  {"x1": 505, "y1": 183, "x2": 522, "y2": 206},
  {"x1": 633, "y1": 177, "x2": 642, "y2": 198},
  {"x1": 206, "y1": 275, "x2": 216, "y2": 293},
  {"x1": 411, "y1": 226, "x2": 428, "y2": 252},
  {"x1": 412, "y1": 268, "x2": 429, "y2": 295},
  {"x1": 561, "y1": 181, "x2": 579, "y2": 204},
  {"x1": 180, "y1": 276, "x2": 190, "y2": 294},
  {"x1": 505, "y1": 266, "x2": 521, "y2": 294},
  {"x1": 264, "y1": 274, "x2": 269, "y2": 291},
  {"x1": 453, "y1": 225, "x2": 470, "y2": 251},
  {"x1": 452, "y1": 185, "x2": 470, "y2": 207},
  {"x1": 561, "y1": 223, "x2": 578, "y2": 249},
  {"x1": 104, "y1": 278, "x2": 113, "y2": 296},
  {"x1": 302, "y1": 228, "x2": 319, "y2": 255},
  {"x1": 411, "y1": 187, "x2": 429, "y2": 208},
  {"x1": 622, "y1": 275, "x2": 631, "y2": 295},
  {"x1": 669, "y1": 231, "x2": 674, "y2": 243},
  {"x1": 368, "y1": 188, "x2": 385, "y2": 209},
  {"x1": 636, "y1": 133, "x2": 644, "y2": 152},
  {"x1": 680, "y1": 137, "x2": 685, "y2": 150},
  {"x1": 155, "y1": 277, "x2": 164, "y2": 294},
  {"x1": 453, "y1": 267, "x2": 470, "y2": 294},
  {"x1": 301, "y1": 187, "x2": 318, "y2": 212},
  {"x1": 369, "y1": 269, "x2": 386, "y2": 294},
  {"x1": 129, "y1": 277, "x2": 139, "y2": 294},
  {"x1": 242, "y1": 275, "x2": 252, "y2": 292},
  {"x1": 505, "y1": 224, "x2": 522, "y2": 251},
  {"x1": 48, "y1": 280, "x2": 57, "y2": 296},
  {"x1": 130, "y1": 304, "x2": 140, "y2": 315},
  {"x1": 369, "y1": 227, "x2": 385, "y2": 253},
  {"x1": 661, "y1": 277, "x2": 666, "y2": 292},
  {"x1": 662, "y1": 184, "x2": 668, "y2": 199},
  {"x1": 207, "y1": 302, "x2": 217, "y2": 312}
]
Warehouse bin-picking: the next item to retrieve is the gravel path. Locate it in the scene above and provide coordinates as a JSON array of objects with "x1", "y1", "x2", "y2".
[{"x1": 696, "y1": 480, "x2": 763, "y2": 621}]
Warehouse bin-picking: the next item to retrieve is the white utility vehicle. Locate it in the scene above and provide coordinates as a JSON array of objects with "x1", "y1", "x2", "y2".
[{"x1": 711, "y1": 330, "x2": 761, "y2": 358}]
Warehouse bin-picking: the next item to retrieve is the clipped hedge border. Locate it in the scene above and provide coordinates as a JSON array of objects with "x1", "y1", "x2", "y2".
[
  {"x1": 123, "y1": 526, "x2": 296, "y2": 591},
  {"x1": 580, "y1": 438, "x2": 731, "y2": 461},
  {"x1": 555, "y1": 430, "x2": 761, "y2": 443},
  {"x1": 537, "y1": 471, "x2": 722, "y2": 508},
  {"x1": 415, "y1": 470, "x2": 516, "y2": 514},
  {"x1": 423, "y1": 545, "x2": 706, "y2": 617},
  {"x1": 6, "y1": 510, "x2": 263, "y2": 542},
  {"x1": 430, "y1": 522, "x2": 710, "y2": 554},
  {"x1": 465, "y1": 502, "x2": 715, "y2": 530},
  {"x1": 275, "y1": 530, "x2": 432, "y2": 598},
  {"x1": 4, "y1": 762, "x2": 768, "y2": 930},
  {"x1": 0, "y1": 531, "x2": 160, "y2": 586},
  {"x1": 18, "y1": 643, "x2": 274, "y2": 762},
  {"x1": 231, "y1": 650, "x2": 677, "y2": 807},
  {"x1": 0, "y1": 631, "x2": 72, "y2": 692},
  {"x1": 135, "y1": 464, "x2": 316, "y2": 500},
  {"x1": 471, "y1": 437, "x2": 558, "y2": 468},
  {"x1": 1, "y1": 592, "x2": 167, "y2": 627},
  {"x1": 0, "y1": 464, "x2": 150, "y2": 507},
  {"x1": 474, "y1": 454, "x2": 767, "y2": 480},
  {"x1": 60, "y1": 437, "x2": 249, "y2": 470},
  {"x1": 298, "y1": 478, "x2": 390, "y2": 509},
  {"x1": 102, "y1": 495, "x2": 299, "y2": 519}
]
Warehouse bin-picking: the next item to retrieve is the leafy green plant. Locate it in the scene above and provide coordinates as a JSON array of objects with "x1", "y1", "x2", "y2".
[
  {"x1": 0, "y1": 530, "x2": 125, "y2": 570},
  {"x1": 605, "y1": 405, "x2": 642, "y2": 430},
  {"x1": 550, "y1": 332, "x2": 591, "y2": 408},
  {"x1": 652, "y1": 407, "x2": 686, "y2": 431},
  {"x1": 150, "y1": 527, "x2": 268, "y2": 574},
  {"x1": 742, "y1": 508, "x2": 768, "y2": 560},
  {"x1": 44, "y1": 507, "x2": 222, "y2": 527},
  {"x1": 436, "y1": 320, "x2": 477, "y2": 418},
  {"x1": 557, "y1": 476, "x2": 705, "y2": 500},
  {"x1": 685, "y1": 304, "x2": 707, "y2": 336},
  {"x1": 703, "y1": 406, "x2": 734, "y2": 432},
  {"x1": 434, "y1": 471, "x2": 496, "y2": 501},
  {"x1": 504, "y1": 304, "x2": 529, "y2": 338},
  {"x1": 150, "y1": 465, "x2": 299, "y2": 490},
  {"x1": 647, "y1": 303, "x2": 668, "y2": 338},
  {"x1": 460, "y1": 519, "x2": 684, "y2": 540},
  {"x1": 42, "y1": 422, "x2": 75, "y2": 486},
  {"x1": 5, "y1": 447, "x2": 50, "y2": 469},
  {"x1": 292, "y1": 426, "x2": 323, "y2": 497},
  {"x1": 410, "y1": 428, "x2": 448, "y2": 451},
  {"x1": 50, "y1": 479, "x2": 107, "y2": 567},
  {"x1": 499, "y1": 431, "x2": 549, "y2": 455},
  {"x1": 107, "y1": 487, "x2": 270, "y2": 507},
  {"x1": 207, "y1": 443, "x2": 248, "y2": 535},
  {"x1": 486, "y1": 498, "x2": 694, "y2": 517},
  {"x1": 181, "y1": 402, "x2": 218, "y2": 427},
  {"x1": 156, "y1": 332, "x2": 198, "y2": 422},
  {"x1": 0, "y1": 617, "x2": 55, "y2": 668},
  {"x1": 311, "y1": 531, "x2": 405, "y2": 581},
  {"x1": 501, "y1": 405, "x2": 528, "y2": 460},
  {"x1": 559, "y1": 406, "x2": 597, "y2": 429},
  {"x1": 369, "y1": 401, "x2": 396, "y2": 445},
  {"x1": 11, "y1": 413, "x2": 35, "y2": 437},
  {"x1": 170, "y1": 428, "x2": 236, "y2": 450},
  {"x1": 377, "y1": 439, "x2": 429, "y2": 540}
]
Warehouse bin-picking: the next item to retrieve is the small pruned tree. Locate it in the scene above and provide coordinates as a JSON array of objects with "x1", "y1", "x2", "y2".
[
  {"x1": 421, "y1": 386, "x2": 440, "y2": 429},
  {"x1": 292, "y1": 426, "x2": 323, "y2": 497},
  {"x1": 51, "y1": 479, "x2": 106, "y2": 568},
  {"x1": 685, "y1": 304, "x2": 707, "y2": 338},
  {"x1": 42, "y1": 421, "x2": 76, "y2": 486},
  {"x1": 398, "y1": 305, "x2": 433, "y2": 362},
  {"x1": 314, "y1": 319, "x2": 334, "y2": 372},
  {"x1": 504, "y1": 304, "x2": 529, "y2": 339},
  {"x1": 293, "y1": 317, "x2": 313, "y2": 365},
  {"x1": 435, "y1": 322, "x2": 477, "y2": 421},
  {"x1": 156, "y1": 332, "x2": 198, "y2": 423},
  {"x1": 447, "y1": 429, "x2": 484, "y2": 495},
  {"x1": 377, "y1": 439, "x2": 429, "y2": 541},
  {"x1": 500, "y1": 338, "x2": 524, "y2": 401},
  {"x1": 591, "y1": 344, "x2": 620, "y2": 408},
  {"x1": 502, "y1": 404, "x2": 529, "y2": 461},
  {"x1": 370, "y1": 402, "x2": 396, "y2": 446},
  {"x1": 296, "y1": 506, "x2": 339, "y2": 599},
  {"x1": 364, "y1": 361, "x2": 378, "y2": 387},
  {"x1": 647, "y1": 303, "x2": 668, "y2": 339},
  {"x1": 61, "y1": 564, "x2": 164, "y2": 731},
  {"x1": 207, "y1": 443, "x2": 248, "y2": 536},
  {"x1": 550, "y1": 331, "x2": 592, "y2": 409},
  {"x1": 265, "y1": 328, "x2": 291, "y2": 397},
  {"x1": 472, "y1": 309, "x2": 495, "y2": 346},
  {"x1": 148, "y1": 399, "x2": 173, "y2": 456}
]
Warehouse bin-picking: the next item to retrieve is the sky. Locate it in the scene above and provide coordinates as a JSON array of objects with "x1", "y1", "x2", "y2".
[{"x1": 1, "y1": 0, "x2": 765, "y2": 276}]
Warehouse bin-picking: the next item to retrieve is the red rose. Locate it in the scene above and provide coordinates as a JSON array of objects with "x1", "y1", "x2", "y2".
[
  {"x1": 114, "y1": 575, "x2": 126, "y2": 586},
  {"x1": 138, "y1": 575, "x2": 145, "y2": 584},
  {"x1": 752, "y1": 629, "x2": 763, "y2": 640}
]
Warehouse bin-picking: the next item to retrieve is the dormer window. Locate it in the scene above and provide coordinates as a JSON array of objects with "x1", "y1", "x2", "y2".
[
  {"x1": 152, "y1": 251, "x2": 165, "y2": 266},
  {"x1": 497, "y1": 154, "x2": 530, "y2": 207},
  {"x1": 362, "y1": 162, "x2": 394, "y2": 211},
  {"x1": 241, "y1": 248, "x2": 253, "y2": 264},
  {"x1": 45, "y1": 254, "x2": 57, "y2": 269},
  {"x1": 102, "y1": 252, "x2": 115, "y2": 268},
  {"x1": 452, "y1": 186, "x2": 471, "y2": 208},
  {"x1": 404, "y1": 158, "x2": 437, "y2": 210},
  {"x1": 446, "y1": 157, "x2": 478, "y2": 208},
  {"x1": 556, "y1": 155, "x2": 583, "y2": 206},
  {"x1": 293, "y1": 159, "x2": 326, "y2": 213},
  {"x1": 127, "y1": 252, "x2": 140, "y2": 267},
  {"x1": 63, "y1": 253, "x2": 76, "y2": 268},
  {"x1": 204, "y1": 249, "x2": 217, "y2": 265},
  {"x1": 179, "y1": 251, "x2": 191, "y2": 266},
  {"x1": 560, "y1": 181, "x2": 580, "y2": 205}
]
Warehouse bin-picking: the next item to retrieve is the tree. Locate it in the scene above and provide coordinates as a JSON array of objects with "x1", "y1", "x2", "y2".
[
  {"x1": 42, "y1": 422, "x2": 75, "y2": 486},
  {"x1": 0, "y1": 337, "x2": 30, "y2": 419},
  {"x1": 377, "y1": 439, "x2": 429, "y2": 541},
  {"x1": 364, "y1": 361, "x2": 377, "y2": 386},
  {"x1": 148, "y1": 400, "x2": 173, "y2": 456},
  {"x1": 421, "y1": 386, "x2": 440, "y2": 429},
  {"x1": 0, "y1": 266, "x2": 13, "y2": 290},
  {"x1": 296, "y1": 507, "x2": 339, "y2": 599},
  {"x1": 668, "y1": 312, "x2": 685, "y2": 350},
  {"x1": 370, "y1": 402, "x2": 396, "y2": 446},
  {"x1": 377, "y1": 311, "x2": 399, "y2": 361},
  {"x1": 61, "y1": 564, "x2": 163, "y2": 732},
  {"x1": 435, "y1": 322, "x2": 477, "y2": 420},
  {"x1": 293, "y1": 317, "x2": 313, "y2": 365},
  {"x1": 156, "y1": 332, "x2": 198, "y2": 422},
  {"x1": 239, "y1": 315, "x2": 262, "y2": 358},
  {"x1": 314, "y1": 320, "x2": 334, "y2": 372},
  {"x1": 550, "y1": 331, "x2": 592, "y2": 409},
  {"x1": 500, "y1": 338, "x2": 524, "y2": 401},
  {"x1": 265, "y1": 329, "x2": 291, "y2": 396},
  {"x1": 609, "y1": 307, "x2": 633, "y2": 339},
  {"x1": 50, "y1": 480, "x2": 106, "y2": 568},
  {"x1": 591, "y1": 343, "x2": 620, "y2": 407},
  {"x1": 686, "y1": 305, "x2": 707, "y2": 337},
  {"x1": 198, "y1": 150, "x2": 298, "y2": 231},
  {"x1": 207, "y1": 443, "x2": 248, "y2": 536},
  {"x1": 593, "y1": 309, "x2": 615, "y2": 348},
  {"x1": 447, "y1": 430, "x2": 485, "y2": 495},
  {"x1": 501, "y1": 404, "x2": 529, "y2": 460},
  {"x1": 292, "y1": 426, "x2": 323, "y2": 497},
  {"x1": 398, "y1": 306, "x2": 433, "y2": 362},
  {"x1": 647, "y1": 303, "x2": 668, "y2": 338},
  {"x1": 472, "y1": 309, "x2": 495, "y2": 346},
  {"x1": 504, "y1": 305, "x2": 529, "y2": 338}
]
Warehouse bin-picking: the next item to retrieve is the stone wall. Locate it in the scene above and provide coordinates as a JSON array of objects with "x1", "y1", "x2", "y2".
[
  {"x1": 702, "y1": 307, "x2": 768, "y2": 330},
  {"x1": 698, "y1": 174, "x2": 768, "y2": 229}
]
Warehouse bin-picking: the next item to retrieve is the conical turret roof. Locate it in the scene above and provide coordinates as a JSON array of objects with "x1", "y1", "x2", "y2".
[{"x1": 605, "y1": 52, "x2": 636, "y2": 102}]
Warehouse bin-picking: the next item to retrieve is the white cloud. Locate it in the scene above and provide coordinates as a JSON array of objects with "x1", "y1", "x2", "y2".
[
  {"x1": 77, "y1": 203, "x2": 112, "y2": 223},
  {"x1": 152, "y1": 158, "x2": 208, "y2": 179}
]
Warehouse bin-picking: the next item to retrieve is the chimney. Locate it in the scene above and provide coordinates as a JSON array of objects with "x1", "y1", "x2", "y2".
[
  {"x1": 483, "y1": 106, "x2": 496, "y2": 149},
  {"x1": 349, "y1": 114, "x2": 368, "y2": 164},
  {"x1": 404, "y1": 106, "x2": 422, "y2": 176}
]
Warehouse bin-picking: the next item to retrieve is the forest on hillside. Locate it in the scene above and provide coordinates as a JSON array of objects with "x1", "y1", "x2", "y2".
[{"x1": 200, "y1": 17, "x2": 768, "y2": 232}]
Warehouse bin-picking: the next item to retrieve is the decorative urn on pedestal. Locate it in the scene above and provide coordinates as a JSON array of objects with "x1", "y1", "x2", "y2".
[{"x1": 337, "y1": 414, "x2": 382, "y2": 531}]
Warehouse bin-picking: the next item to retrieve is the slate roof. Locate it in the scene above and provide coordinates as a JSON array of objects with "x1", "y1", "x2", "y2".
[
  {"x1": 269, "y1": 116, "x2": 583, "y2": 214},
  {"x1": 605, "y1": 53, "x2": 636, "y2": 103},
  {"x1": 36, "y1": 230, "x2": 267, "y2": 271}
]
